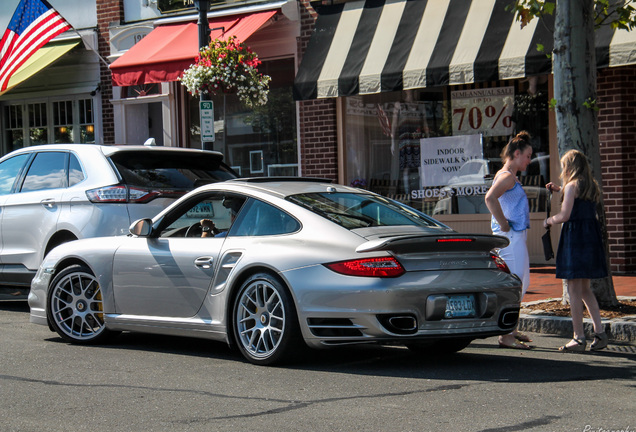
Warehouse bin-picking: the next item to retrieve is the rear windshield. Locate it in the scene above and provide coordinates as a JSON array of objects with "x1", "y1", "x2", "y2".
[
  {"x1": 287, "y1": 192, "x2": 444, "y2": 229},
  {"x1": 109, "y1": 151, "x2": 236, "y2": 189}
]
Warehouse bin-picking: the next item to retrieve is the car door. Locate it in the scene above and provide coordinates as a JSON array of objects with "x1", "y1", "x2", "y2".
[
  {"x1": 1, "y1": 151, "x2": 67, "y2": 272},
  {"x1": 0, "y1": 153, "x2": 31, "y2": 265},
  {"x1": 111, "y1": 193, "x2": 235, "y2": 318}
]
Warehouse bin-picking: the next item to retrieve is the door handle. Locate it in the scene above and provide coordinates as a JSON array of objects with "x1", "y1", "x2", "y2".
[
  {"x1": 194, "y1": 257, "x2": 214, "y2": 269},
  {"x1": 40, "y1": 199, "x2": 56, "y2": 208}
]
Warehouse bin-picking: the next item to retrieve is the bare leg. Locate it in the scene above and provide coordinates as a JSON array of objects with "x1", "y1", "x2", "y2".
[
  {"x1": 566, "y1": 279, "x2": 586, "y2": 347},
  {"x1": 579, "y1": 278, "x2": 604, "y2": 333}
]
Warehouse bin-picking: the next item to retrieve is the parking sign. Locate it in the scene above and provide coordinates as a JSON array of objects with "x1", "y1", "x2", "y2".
[{"x1": 200, "y1": 101, "x2": 215, "y2": 142}]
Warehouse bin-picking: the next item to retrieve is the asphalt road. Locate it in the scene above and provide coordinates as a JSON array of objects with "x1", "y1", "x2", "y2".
[{"x1": 1, "y1": 301, "x2": 635, "y2": 432}]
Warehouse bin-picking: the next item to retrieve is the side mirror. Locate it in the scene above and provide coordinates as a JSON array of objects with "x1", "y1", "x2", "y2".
[{"x1": 129, "y1": 219, "x2": 153, "y2": 237}]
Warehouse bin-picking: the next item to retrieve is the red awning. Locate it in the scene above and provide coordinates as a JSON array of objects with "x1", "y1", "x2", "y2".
[{"x1": 110, "y1": 10, "x2": 276, "y2": 87}]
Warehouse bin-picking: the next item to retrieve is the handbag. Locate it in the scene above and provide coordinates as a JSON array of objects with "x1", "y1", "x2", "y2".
[{"x1": 542, "y1": 191, "x2": 554, "y2": 261}]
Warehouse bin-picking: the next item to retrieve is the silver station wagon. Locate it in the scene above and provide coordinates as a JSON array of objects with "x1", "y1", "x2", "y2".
[{"x1": 29, "y1": 178, "x2": 521, "y2": 365}]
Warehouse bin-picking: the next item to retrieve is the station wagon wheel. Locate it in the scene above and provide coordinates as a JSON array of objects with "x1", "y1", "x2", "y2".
[
  {"x1": 47, "y1": 264, "x2": 112, "y2": 344},
  {"x1": 232, "y1": 273, "x2": 301, "y2": 365}
]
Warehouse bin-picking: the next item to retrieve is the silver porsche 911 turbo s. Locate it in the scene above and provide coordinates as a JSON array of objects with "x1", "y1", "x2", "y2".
[{"x1": 29, "y1": 178, "x2": 521, "y2": 365}]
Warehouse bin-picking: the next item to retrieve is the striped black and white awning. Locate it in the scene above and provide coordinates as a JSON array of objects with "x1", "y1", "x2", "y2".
[{"x1": 293, "y1": 0, "x2": 636, "y2": 101}]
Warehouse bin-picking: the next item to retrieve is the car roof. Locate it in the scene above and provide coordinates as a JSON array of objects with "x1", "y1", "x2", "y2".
[
  {"x1": 203, "y1": 177, "x2": 364, "y2": 198},
  {"x1": 1, "y1": 144, "x2": 225, "y2": 160}
]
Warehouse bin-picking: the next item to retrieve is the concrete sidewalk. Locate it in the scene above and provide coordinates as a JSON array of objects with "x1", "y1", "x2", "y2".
[{"x1": 519, "y1": 266, "x2": 636, "y2": 344}]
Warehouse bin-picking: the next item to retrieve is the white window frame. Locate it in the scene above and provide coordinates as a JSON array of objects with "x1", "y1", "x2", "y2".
[{"x1": 1, "y1": 94, "x2": 98, "y2": 153}]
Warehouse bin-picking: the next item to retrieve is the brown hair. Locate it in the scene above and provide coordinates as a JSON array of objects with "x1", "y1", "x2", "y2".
[
  {"x1": 560, "y1": 149, "x2": 600, "y2": 202},
  {"x1": 500, "y1": 131, "x2": 532, "y2": 162}
]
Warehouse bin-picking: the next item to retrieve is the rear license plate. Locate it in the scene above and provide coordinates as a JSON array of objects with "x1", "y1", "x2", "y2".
[{"x1": 445, "y1": 294, "x2": 476, "y2": 319}]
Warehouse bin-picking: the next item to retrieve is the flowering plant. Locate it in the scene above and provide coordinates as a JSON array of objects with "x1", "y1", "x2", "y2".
[{"x1": 179, "y1": 36, "x2": 271, "y2": 108}]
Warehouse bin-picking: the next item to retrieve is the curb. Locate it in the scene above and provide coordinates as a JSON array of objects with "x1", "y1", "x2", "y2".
[{"x1": 518, "y1": 296, "x2": 636, "y2": 345}]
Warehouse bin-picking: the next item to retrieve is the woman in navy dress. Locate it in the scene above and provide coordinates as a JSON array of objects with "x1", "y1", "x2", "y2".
[{"x1": 545, "y1": 150, "x2": 608, "y2": 352}]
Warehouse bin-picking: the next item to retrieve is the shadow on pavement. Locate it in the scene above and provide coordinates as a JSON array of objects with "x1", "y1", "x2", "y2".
[{"x1": 40, "y1": 330, "x2": 636, "y2": 385}]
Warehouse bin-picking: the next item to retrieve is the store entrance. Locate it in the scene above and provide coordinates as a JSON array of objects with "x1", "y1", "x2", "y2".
[{"x1": 125, "y1": 102, "x2": 163, "y2": 146}]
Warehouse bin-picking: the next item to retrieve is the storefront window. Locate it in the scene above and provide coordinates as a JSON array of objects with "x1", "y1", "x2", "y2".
[
  {"x1": 53, "y1": 101, "x2": 73, "y2": 143},
  {"x1": 78, "y1": 99, "x2": 95, "y2": 143},
  {"x1": 4, "y1": 105, "x2": 23, "y2": 152},
  {"x1": 1, "y1": 96, "x2": 96, "y2": 154},
  {"x1": 28, "y1": 103, "x2": 48, "y2": 145},
  {"x1": 344, "y1": 78, "x2": 550, "y2": 215},
  {"x1": 121, "y1": 84, "x2": 160, "y2": 98},
  {"x1": 188, "y1": 58, "x2": 297, "y2": 177}
]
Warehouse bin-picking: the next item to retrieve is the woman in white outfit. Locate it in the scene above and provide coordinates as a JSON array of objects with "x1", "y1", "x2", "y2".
[{"x1": 485, "y1": 131, "x2": 533, "y2": 349}]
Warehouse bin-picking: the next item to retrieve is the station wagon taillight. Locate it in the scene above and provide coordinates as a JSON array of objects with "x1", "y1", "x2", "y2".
[
  {"x1": 325, "y1": 257, "x2": 405, "y2": 278},
  {"x1": 86, "y1": 186, "x2": 182, "y2": 203}
]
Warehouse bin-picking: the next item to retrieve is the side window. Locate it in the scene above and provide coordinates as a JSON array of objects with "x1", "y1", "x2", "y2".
[
  {"x1": 159, "y1": 194, "x2": 246, "y2": 238},
  {"x1": 20, "y1": 152, "x2": 67, "y2": 192},
  {"x1": 68, "y1": 153, "x2": 85, "y2": 186},
  {"x1": 231, "y1": 199, "x2": 300, "y2": 236},
  {"x1": 0, "y1": 154, "x2": 29, "y2": 195}
]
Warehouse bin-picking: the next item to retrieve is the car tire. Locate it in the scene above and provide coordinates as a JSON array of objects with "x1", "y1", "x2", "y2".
[
  {"x1": 47, "y1": 264, "x2": 113, "y2": 344},
  {"x1": 406, "y1": 337, "x2": 472, "y2": 355},
  {"x1": 232, "y1": 273, "x2": 302, "y2": 365}
]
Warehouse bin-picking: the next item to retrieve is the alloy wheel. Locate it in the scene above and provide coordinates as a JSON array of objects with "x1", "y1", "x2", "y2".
[
  {"x1": 49, "y1": 266, "x2": 106, "y2": 342},
  {"x1": 235, "y1": 278, "x2": 286, "y2": 361}
]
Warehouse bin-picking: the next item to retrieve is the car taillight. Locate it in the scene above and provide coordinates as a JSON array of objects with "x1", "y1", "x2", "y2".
[
  {"x1": 325, "y1": 257, "x2": 405, "y2": 278},
  {"x1": 490, "y1": 253, "x2": 510, "y2": 273},
  {"x1": 128, "y1": 187, "x2": 161, "y2": 203},
  {"x1": 86, "y1": 186, "x2": 160, "y2": 203},
  {"x1": 436, "y1": 238, "x2": 474, "y2": 243}
]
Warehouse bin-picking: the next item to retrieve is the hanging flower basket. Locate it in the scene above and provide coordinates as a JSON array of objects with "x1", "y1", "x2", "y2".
[{"x1": 179, "y1": 36, "x2": 271, "y2": 108}]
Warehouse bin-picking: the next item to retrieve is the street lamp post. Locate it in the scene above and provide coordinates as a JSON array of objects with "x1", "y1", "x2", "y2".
[{"x1": 194, "y1": 0, "x2": 213, "y2": 150}]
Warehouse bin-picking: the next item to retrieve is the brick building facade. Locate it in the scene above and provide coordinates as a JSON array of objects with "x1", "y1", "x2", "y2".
[
  {"x1": 96, "y1": 0, "x2": 124, "y2": 145},
  {"x1": 297, "y1": 1, "x2": 338, "y2": 181},
  {"x1": 598, "y1": 66, "x2": 636, "y2": 272}
]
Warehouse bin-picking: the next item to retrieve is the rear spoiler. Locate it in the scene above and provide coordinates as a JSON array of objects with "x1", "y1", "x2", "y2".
[{"x1": 356, "y1": 234, "x2": 509, "y2": 254}]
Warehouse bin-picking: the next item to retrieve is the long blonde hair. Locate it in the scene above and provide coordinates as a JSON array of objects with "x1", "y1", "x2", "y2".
[{"x1": 560, "y1": 149, "x2": 600, "y2": 202}]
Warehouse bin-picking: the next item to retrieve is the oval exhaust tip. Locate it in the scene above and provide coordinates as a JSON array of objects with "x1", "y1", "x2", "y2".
[{"x1": 388, "y1": 316, "x2": 417, "y2": 332}]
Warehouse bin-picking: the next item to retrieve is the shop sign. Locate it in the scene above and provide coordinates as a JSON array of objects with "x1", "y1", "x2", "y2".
[
  {"x1": 111, "y1": 28, "x2": 151, "y2": 53},
  {"x1": 410, "y1": 185, "x2": 489, "y2": 200},
  {"x1": 451, "y1": 87, "x2": 514, "y2": 137},
  {"x1": 157, "y1": 0, "x2": 227, "y2": 14},
  {"x1": 157, "y1": 0, "x2": 194, "y2": 13},
  {"x1": 419, "y1": 135, "x2": 483, "y2": 188}
]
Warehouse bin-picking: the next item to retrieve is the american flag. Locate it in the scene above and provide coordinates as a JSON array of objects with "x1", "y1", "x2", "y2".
[{"x1": 0, "y1": 0, "x2": 71, "y2": 91}]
